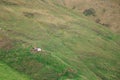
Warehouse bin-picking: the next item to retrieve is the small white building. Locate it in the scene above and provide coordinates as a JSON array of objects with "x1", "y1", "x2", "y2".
[{"x1": 34, "y1": 47, "x2": 42, "y2": 52}]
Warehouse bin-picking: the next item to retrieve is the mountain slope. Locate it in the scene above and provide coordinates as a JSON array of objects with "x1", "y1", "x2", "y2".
[
  {"x1": 0, "y1": 0, "x2": 120, "y2": 80},
  {"x1": 56, "y1": 0, "x2": 120, "y2": 33}
]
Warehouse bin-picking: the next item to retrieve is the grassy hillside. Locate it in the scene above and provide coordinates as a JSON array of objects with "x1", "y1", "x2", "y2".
[
  {"x1": 56, "y1": 0, "x2": 120, "y2": 33},
  {"x1": 0, "y1": 61, "x2": 31, "y2": 80},
  {"x1": 0, "y1": 0, "x2": 120, "y2": 80}
]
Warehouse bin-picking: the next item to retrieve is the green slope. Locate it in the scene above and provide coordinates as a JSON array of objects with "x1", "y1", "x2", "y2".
[
  {"x1": 0, "y1": 0, "x2": 120, "y2": 80},
  {"x1": 0, "y1": 61, "x2": 31, "y2": 80}
]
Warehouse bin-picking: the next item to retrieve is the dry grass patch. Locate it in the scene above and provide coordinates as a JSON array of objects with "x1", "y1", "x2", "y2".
[
  {"x1": 0, "y1": 34, "x2": 13, "y2": 50},
  {"x1": 0, "y1": 0, "x2": 25, "y2": 6}
]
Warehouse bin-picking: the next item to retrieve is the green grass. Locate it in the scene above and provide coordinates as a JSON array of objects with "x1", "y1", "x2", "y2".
[
  {"x1": 0, "y1": 61, "x2": 31, "y2": 80},
  {"x1": 0, "y1": 0, "x2": 120, "y2": 80}
]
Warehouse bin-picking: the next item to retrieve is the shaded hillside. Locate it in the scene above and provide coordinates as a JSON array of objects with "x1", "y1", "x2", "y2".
[
  {"x1": 0, "y1": 0, "x2": 120, "y2": 80},
  {"x1": 56, "y1": 0, "x2": 120, "y2": 33}
]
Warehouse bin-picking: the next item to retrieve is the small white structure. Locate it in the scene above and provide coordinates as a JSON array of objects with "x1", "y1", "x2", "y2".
[
  {"x1": 36, "y1": 48, "x2": 42, "y2": 52},
  {"x1": 34, "y1": 47, "x2": 42, "y2": 52}
]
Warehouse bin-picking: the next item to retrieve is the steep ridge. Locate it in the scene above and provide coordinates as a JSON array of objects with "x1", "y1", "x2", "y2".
[{"x1": 0, "y1": 0, "x2": 120, "y2": 80}]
